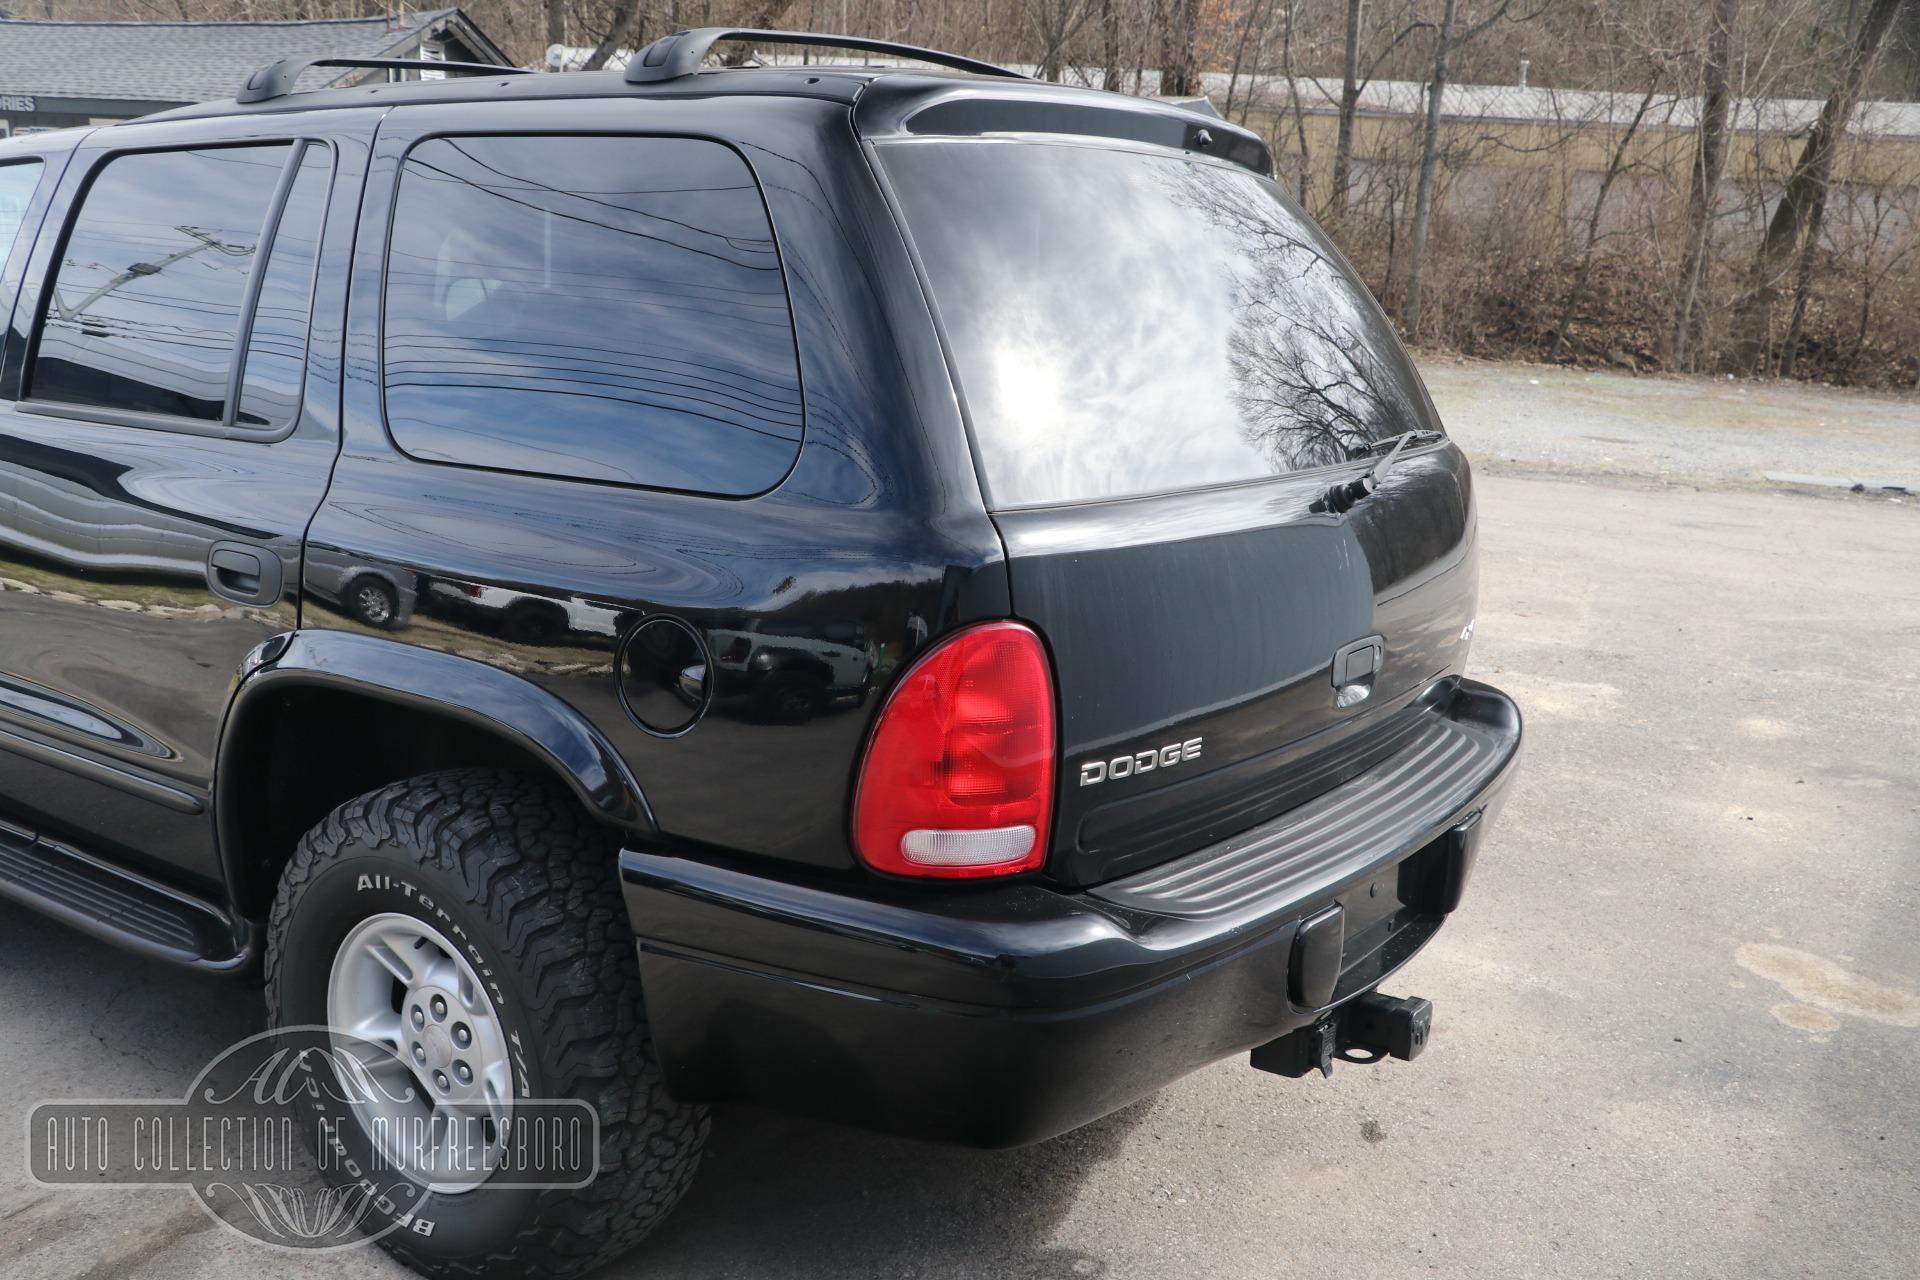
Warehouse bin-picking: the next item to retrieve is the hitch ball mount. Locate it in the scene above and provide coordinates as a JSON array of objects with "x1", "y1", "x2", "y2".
[{"x1": 1250, "y1": 991, "x2": 1434, "y2": 1080}]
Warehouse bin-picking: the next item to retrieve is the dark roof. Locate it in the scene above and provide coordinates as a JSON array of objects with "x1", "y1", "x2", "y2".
[
  {"x1": 140, "y1": 64, "x2": 876, "y2": 125},
  {"x1": 0, "y1": 9, "x2": 511, "y2": 106},
  {"x1": 129, "y1": 63, "x2": 1269, "y2": 179}
]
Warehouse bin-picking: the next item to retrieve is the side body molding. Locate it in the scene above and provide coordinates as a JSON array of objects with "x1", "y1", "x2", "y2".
[{"x1": 216, "y1": 631, "x2": 656, "y2": 884}]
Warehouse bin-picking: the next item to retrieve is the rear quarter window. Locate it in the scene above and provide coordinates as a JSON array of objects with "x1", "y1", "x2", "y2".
[
  {"x1": 0, "y1": 159, "x2": 42, "y2": 261},
  {"x1": 381, "y1": 134, "x2": 804, "y2": 494},
  {"x1": 0, "y1": 159, "x2": 44, "y2": 360}
]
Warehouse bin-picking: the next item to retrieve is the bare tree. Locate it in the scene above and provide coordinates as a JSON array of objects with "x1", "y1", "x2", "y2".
[
  {"x1": 1732, "y1": 0, "x2": 1911, "y2": 370},
  {"x1": 580, "y1": 0, "x2": 647, "y2": 69},
  {"x1": 1399, "y1": 0, "x2": 1460, "y2": 337},
  {"x1": 1331, "y1": 0, "x2": 1368, "y2": 220},
  {"x1": 1328, "y1": 2, "x2": 1426, "y2": 223},
  {"x1": 545, "y1": 0, "x2": 567, "y2": 67},
  {"x1": 1026, "y1": 0, "x2": 1097, "y2": 81},
  {"x1": 719, "y1": 1, "x2": 804, "y2": 62},
  {"x1": 1670, "y1": 0, "x2": 1735, "y2": 369},
  {"x1": 1099, "y1": 0, "x2": 1124, "y2": 90},
  {"x1": 1277, "y1": 0, "x2": 1315, "y2": 195},
  {"x1": 1160, "y1": 0, "x2": 1200, "y2": 96},
  {"x1": 1777, "y1": 177, "x2": 1831, "y2": 377},
  {"x1": 1224, "y1": 0, "x2": 1273, "y2": 118},
  {"x1": 1400, "y1": 0, "x2": 1533, "y2": 338},
  {"x1": 1552, "y1": 74, "x2": 1662, "y2": 359},
  {"x1": 1838, "y1": 179, "x2": 1920, "y2": 376}
]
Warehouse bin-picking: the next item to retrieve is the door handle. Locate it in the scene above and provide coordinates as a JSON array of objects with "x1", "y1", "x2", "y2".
[{"x1": 207, "y1": 541, "x2": 283, "y2": 606}]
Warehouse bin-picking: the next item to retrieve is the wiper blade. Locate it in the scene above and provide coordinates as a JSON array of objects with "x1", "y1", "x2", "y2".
[
  {"x1": 1323, "y1": 429, "x2": 1443, "y2": 513},
  {"x1": 1346, "y1": 428, "x2": 1444, "y2": 461}
]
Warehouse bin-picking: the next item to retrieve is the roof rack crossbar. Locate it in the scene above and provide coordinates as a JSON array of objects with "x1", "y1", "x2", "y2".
[
  {"x1": 238, "y1": 57, "x2": 533, "y2": 105},
  {"x1": 624, "y1": 28, "x2": 1028, "y2": 84}
]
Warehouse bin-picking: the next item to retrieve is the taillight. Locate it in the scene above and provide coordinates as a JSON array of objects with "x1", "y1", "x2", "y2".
[{"x1": 852, "y1": 622, "x2": 1056, "y2": 880}]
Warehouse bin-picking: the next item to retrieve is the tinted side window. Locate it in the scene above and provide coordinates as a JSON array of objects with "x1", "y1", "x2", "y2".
[
  {"x1": 34, "y1": 146, "x2": 290, "y2": 422},
  {"x1": 382, "y1": 135, "x2": 803, "y2": 493},
  {"x1": 0, "y1": 160, "x2": 42, "y2": 261},
  {"x1": 236, "y1": 146, "x2": 332, "y2": 427}
]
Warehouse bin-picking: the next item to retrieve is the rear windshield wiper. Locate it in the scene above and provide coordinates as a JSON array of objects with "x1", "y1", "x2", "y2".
[
  {"x1": 1347, "y1": 428, "x2": 1444, "y2": 460},
  {"x1": 1323, "y1": 429, "x2": 1444, "y2": 513}
]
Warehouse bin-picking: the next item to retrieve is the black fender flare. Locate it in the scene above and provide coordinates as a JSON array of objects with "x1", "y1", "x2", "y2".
[{"x1": 215, "y1": 630, "x2": 655, "y2": 906}]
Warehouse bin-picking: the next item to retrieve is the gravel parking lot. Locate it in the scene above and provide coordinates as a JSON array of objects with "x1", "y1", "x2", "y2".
[
  {"x1": 1, "y1": 363, "x2": 1916, "y2": 1280},
  {"x1": 1425, "y1": 358, "x2": 1920, "y2": 495}
]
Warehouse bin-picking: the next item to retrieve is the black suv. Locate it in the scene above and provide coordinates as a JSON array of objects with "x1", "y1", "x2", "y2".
[{"x1": 0, "y1": 29, "x2": 1520, "y2": 1277}]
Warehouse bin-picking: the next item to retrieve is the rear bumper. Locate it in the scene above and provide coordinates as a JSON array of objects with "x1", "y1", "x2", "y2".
[{"x1": 622, "y1": 677, "x2": 1521, "y2": 1147}]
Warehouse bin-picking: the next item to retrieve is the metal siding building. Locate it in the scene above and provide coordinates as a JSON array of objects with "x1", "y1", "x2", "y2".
[{"x1": 0, "y1": 9, "x2": 511, "y2": 135}]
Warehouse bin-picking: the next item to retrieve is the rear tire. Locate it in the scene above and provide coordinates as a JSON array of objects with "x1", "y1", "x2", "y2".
[{"x1": 264, "y1": 768, "x2": 707, "y2": 1278}]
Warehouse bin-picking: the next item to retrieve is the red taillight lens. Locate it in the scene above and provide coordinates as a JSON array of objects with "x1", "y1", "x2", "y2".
[{"x1": 852, "y1": 622, "x2": 1056, "y2": 879}]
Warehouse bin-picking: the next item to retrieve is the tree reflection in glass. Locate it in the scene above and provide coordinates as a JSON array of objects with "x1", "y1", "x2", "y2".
[{"x1": 881, "y1": 139, "x2": 1435, "y2": 507}]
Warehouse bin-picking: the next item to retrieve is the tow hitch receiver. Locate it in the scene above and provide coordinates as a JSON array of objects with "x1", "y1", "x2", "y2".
[{"x1": 1250, "y1": 992, "x2": 1434, "y2": 1079}]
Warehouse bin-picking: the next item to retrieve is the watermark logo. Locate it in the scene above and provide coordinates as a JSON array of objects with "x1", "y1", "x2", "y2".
[{"x1": 28, "y1": 1026, "x2": 596, "y2": 1251}]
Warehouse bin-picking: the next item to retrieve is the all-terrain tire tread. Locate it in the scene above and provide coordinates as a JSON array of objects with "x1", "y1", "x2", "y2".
[{"x1": 264, "y1": 768, "x2": 708, "y2": 1279}]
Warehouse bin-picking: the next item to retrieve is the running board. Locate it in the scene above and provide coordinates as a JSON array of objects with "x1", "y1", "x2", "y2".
[{"x1": 0, "y1": 824, "x2": 255, "y2": 974}]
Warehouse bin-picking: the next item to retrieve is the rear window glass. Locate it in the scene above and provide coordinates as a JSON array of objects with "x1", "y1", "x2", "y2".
[
  {"x1": 382, "y1": 135, "x2": 803, "y2": 493},
  {"x1": 880, "y1": 140, "x2": 1437, "y2": 508}
]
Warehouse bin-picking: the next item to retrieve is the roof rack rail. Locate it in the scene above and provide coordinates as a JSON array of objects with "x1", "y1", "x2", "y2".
[
  {"x1": 238, "y1": 57, "x2": 533, "y2": 105},
  {"x1": 624, "y1": 28, "x2": 1028, "y2": 84}
]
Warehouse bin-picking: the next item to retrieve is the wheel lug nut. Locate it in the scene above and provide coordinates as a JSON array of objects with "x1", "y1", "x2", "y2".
[
  {"x1": 410, "y1": 1006, "x2": 426, "y2": 1030},
  {"x1": 452, "y1": 1024, "x2": 471, "y2": 1048},
  {"x1": 412, "y1": 1043, "x2": 427, "y2": 1063},
  {"x1": 433, "y1": 1070, "x2": 450, "y2": 1093},
  {"x1": 454, "y1": 1061, "x2": 472, "y2": 1085},
  {"x1": 430, "y1": 995, "x2": 448, "y2": 1022}
]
